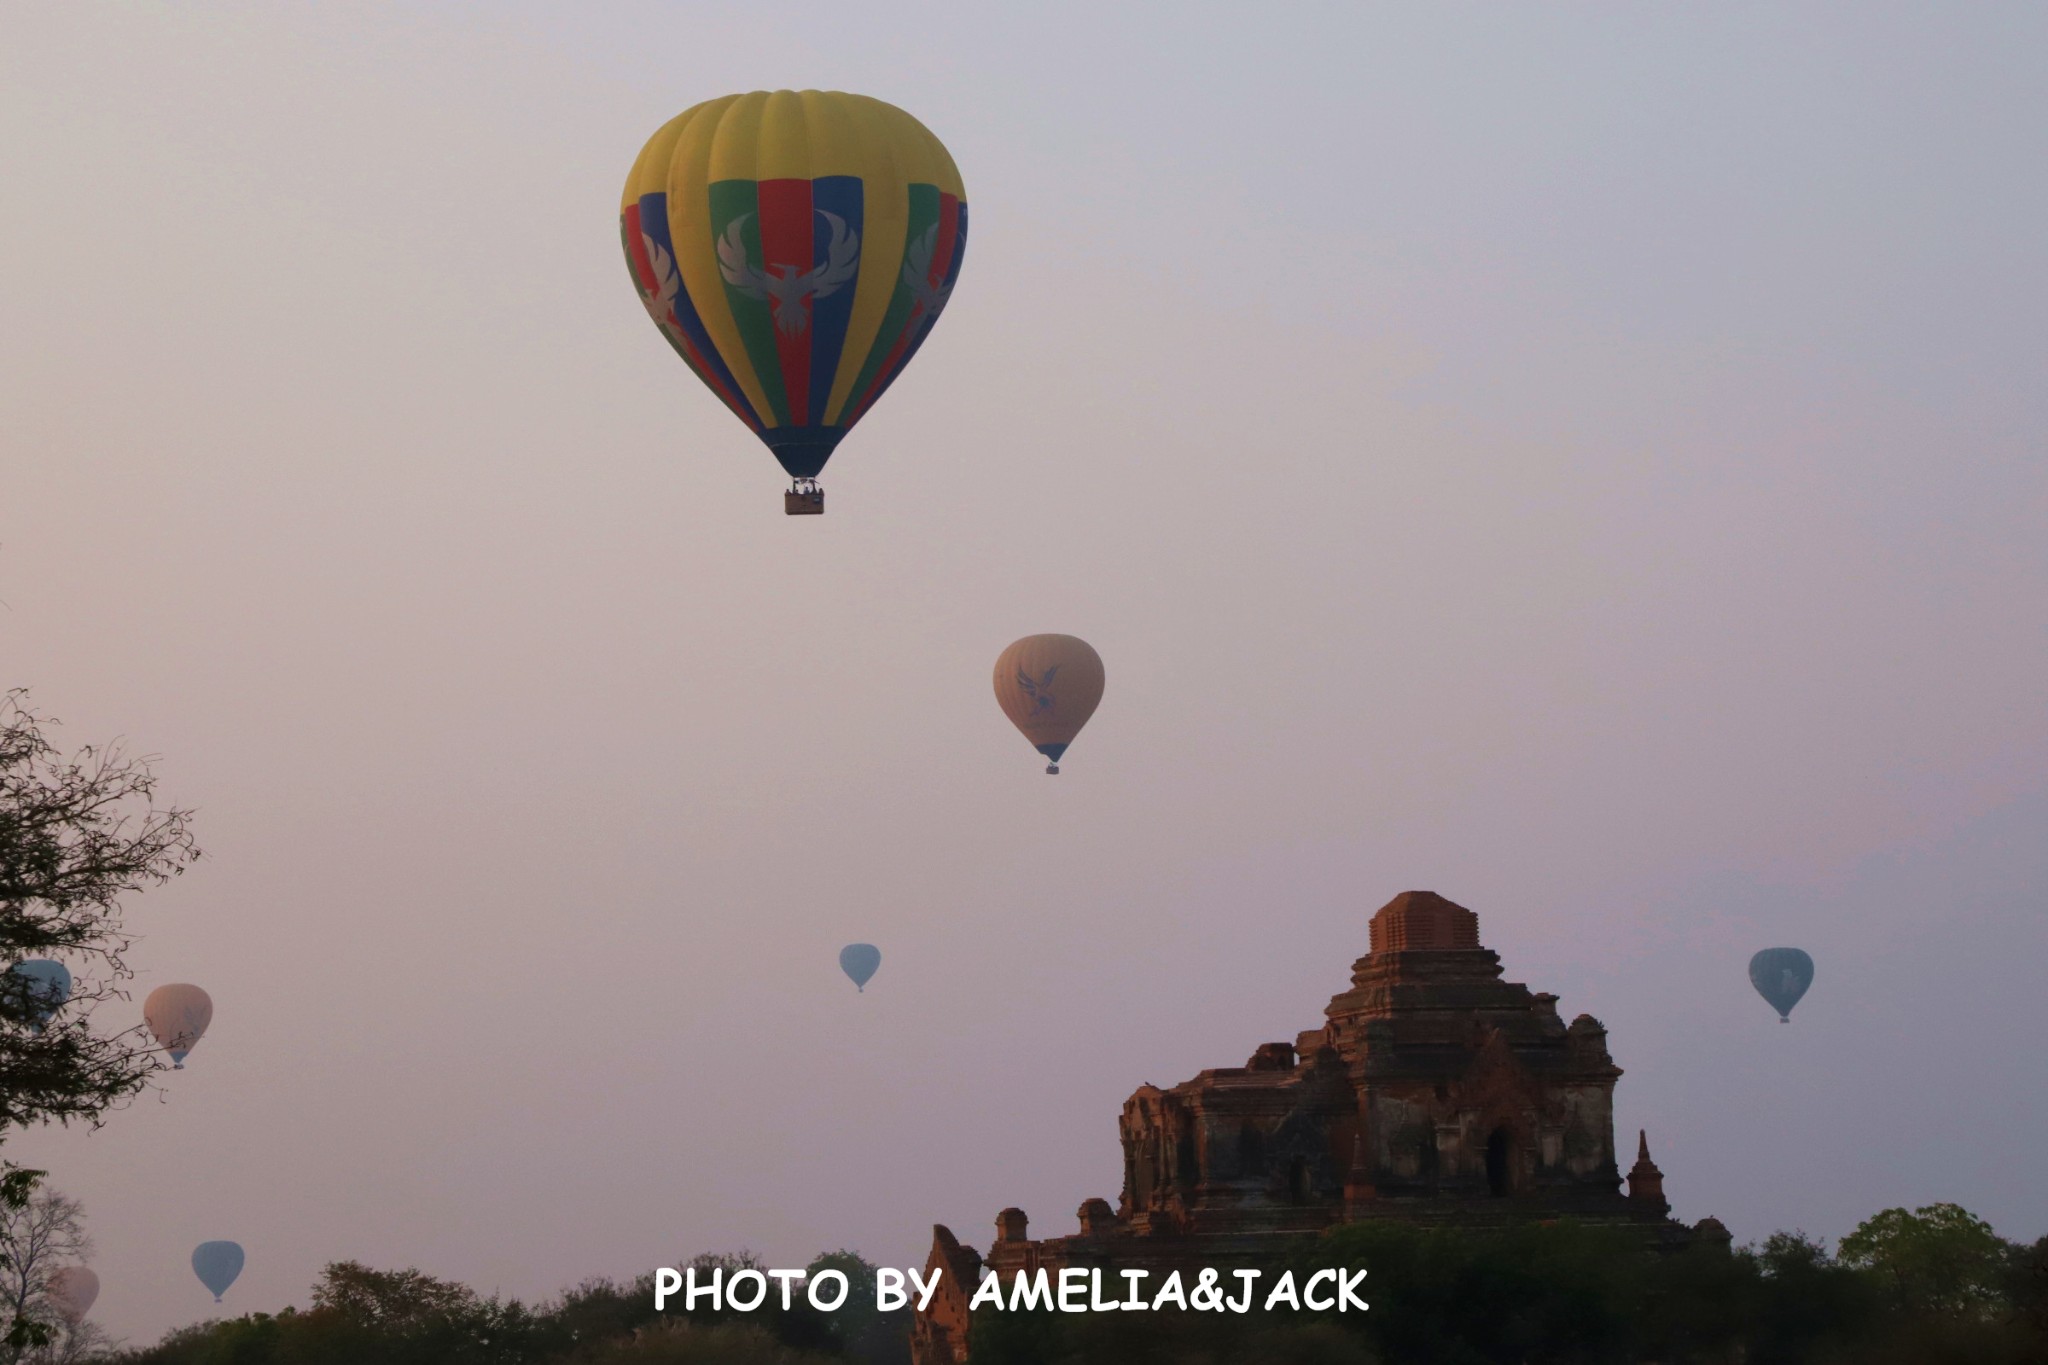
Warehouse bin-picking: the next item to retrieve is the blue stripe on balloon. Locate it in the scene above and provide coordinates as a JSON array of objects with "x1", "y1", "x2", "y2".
[{"x1": 807, "y1": 176, "x2": 863, "y2": 432}]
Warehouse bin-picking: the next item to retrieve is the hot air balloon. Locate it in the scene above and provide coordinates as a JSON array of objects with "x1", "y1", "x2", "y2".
[
  {"x1": 993, "y1": 635, "x2": 1105, "y2": 774},
  {"x1": 192, "y1": 1242, "x2": 243, "y2": 1302},
  {"x1": 145, "y1": 983, "x2": 213, "y2": 1068},
  {"x1": 9, "y1": 960, "x2": 71, "y2": 1032},
  {"x1": 46, "y1": 1266, "x2": 98, "y2": 1325},
  {"x1": 840, "y1": 943, "x2": 881, "y2": 992},
  {"x1": 1748, "y1": 948, "x2": 1814, "y2": 1022},
  {"x1": 622, "y1": 90, "x2": 968, "y2": 515}
]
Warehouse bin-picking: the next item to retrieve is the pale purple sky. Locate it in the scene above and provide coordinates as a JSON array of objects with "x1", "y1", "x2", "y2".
[{"x1": 5, "y1": 1, "x2": 2045, "y2": 1347}]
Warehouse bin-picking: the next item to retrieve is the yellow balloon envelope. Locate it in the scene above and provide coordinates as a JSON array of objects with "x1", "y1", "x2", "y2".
[
  {"x1": 144, "y1": 983, "x2": 212, "y2": 1069},
  {"x1": 994, "y1": 635, "x2": 1105, "y2": 774},
  {"x1": 621, "y1": 91, "x2": 968, "y2": 510}
]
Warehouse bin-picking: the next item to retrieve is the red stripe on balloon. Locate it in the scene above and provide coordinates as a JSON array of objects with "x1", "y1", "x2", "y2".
[
  {"x1": 756, "y1": 178, "x2": 815, "y2": 427},
  {"x1": 623, "y1": 204, "x2": 657, "y2": 292},
  {"x1": 928, "y1": 192, "x2": 960, "y2": 292}
]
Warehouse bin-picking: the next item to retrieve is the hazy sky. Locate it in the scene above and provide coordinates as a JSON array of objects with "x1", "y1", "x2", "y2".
[{"x1": 5, "y1": 0, "x2": 2045, "y2": 1346}]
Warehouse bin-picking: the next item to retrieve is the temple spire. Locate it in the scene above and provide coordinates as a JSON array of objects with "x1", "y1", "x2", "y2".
[{"x1": 1627, "y1": 1129, "x2": 1667, "y2": 1209}]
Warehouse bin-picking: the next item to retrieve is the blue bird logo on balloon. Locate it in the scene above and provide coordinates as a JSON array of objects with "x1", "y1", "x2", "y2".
[
  {"x1": 1016, "y1": 665, "x2": 1060, "y2": 714},
  {"x1": 839, "y1": 944, "x2": 881, "y2": 993}
]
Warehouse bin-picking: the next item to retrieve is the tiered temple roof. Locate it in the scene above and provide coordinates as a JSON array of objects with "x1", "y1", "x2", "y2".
[{"x1": 911, "y1": 891, "x2": 1727, "y2": 1365}]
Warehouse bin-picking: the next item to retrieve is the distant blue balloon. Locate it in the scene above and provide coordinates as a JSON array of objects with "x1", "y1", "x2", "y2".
[
  {"x1": 192, "y1": 1241, "x2": 244, "y2": 1302},
  {"x1": 1748, "y1": 948, "x2": 1815, "y2": 1022},
  {"x1": 839, "y1": 943, "x2": 881, "y2": 993},
  {"x1": 10, "y1": 961, "x2": 71, "y2": 1032}
]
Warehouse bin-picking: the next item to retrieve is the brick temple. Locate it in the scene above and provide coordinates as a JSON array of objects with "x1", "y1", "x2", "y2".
[{"x1": 911, "y1": 891, "x2": 1727, "y2": 1365}]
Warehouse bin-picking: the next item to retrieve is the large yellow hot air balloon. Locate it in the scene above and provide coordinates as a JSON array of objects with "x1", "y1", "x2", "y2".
[
  {"x1": 622, "y1": 91, "x2": 968, "y2": 515},
  {"x1": 144, "y1": 983, "x2": 212, "y2": 1069},
  {"x1": 994, "y1": 635, "x2": 1105, "y2": 775}
]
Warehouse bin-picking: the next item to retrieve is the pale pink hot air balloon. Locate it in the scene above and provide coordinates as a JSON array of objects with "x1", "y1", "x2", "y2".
[
  {"x1": 993, "y1": 634, "x2": 1105, "y2": 775},
  {"x1": 144, "y1": 983, "x2": 213, "y2": 1069},
  {"x1": 46, "y1": 1266, "x2": 98, "y2": 1325}
]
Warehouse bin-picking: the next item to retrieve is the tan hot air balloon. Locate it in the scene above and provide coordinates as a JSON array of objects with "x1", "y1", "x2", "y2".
[
  {"x1": 144, "y1": 983, "x2": 213, "y2": 1069},
  {"x1": 993, "y1": 634, "x2": 1105, "y2": 775},
  {"x1": 47, "y1": 1266, "x2": 99, "y2": 1325}
]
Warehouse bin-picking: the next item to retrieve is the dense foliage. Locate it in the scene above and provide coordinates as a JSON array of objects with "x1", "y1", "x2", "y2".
[
  {"x1": 103, "y1": 1203, "x2": 2048, "y2": 1365},
  {"x1": 113, "y1": 1253, "x2": 910, "y2": 1365},
  {"x1": 0, "y1": 692, "x2": 199, "y2": 1133},
  {"x1": 0, "y1": 1184, "x2": 114, "y2": 1363},
  {"x1": 1, "y1": 694, "x2": 199, "y2": 1357},
  {"x1": 966, "y1": 1205, "x2": 2048, "y2": 1365}
]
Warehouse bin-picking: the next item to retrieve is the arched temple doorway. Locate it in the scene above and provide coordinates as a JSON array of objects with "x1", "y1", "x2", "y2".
[{"x1": 1485, "y1": 1126, "x2": 1512, "y2": 1197}]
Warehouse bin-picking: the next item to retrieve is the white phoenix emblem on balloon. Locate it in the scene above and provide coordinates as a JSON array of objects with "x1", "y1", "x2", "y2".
[
  {"x1": 639, "y1": 234, "x2": 683, "y2": 334},
  {"x1": 717, "y1": 211, "x2": 861, "y2": 337},
  {"x1": 902, "y1": 222, "x2": 955, "y2": 322}
]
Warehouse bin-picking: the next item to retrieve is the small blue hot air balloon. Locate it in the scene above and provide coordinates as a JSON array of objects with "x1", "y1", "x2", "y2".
[
  {"x1": 191, "y1": 1241, "x2": 244, "y2": 1302},
  {"x1": 9, "y1": 961, "x2": 71, "y2": 1032},
  {"x1": 839, "y1": 944, "x2": 881, "y2": 993},
  {"x1": 1748, "y1": 948, "x2": 1815, "y2": 1022}
]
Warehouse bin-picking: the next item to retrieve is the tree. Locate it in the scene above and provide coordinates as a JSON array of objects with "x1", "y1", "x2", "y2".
[
  {"x1": 104, "y1": 1257, "x2": 858, "y2": 1365},
  {"x1": 803, "y1": 1250, "x2": 908, "y2": 1364},
  {"x1": 1838, "y1": 1203, "x2": 2014, "y2": 1319},
  {"x1": 31, "y1": 1319, "x2": 114, "y2": 1365},
  {"x1": 2004, "y1": 1235, "x2": 2048, "y2": 1338},
  {"x1": 0, "y1": 1186, "x2": 89, "y2": 1365},
  {"x1": 306, "y1": 1260, "x2": 547, "y2": 1363},
  {"x1": 311, "y1": 1261, "x2": 484, "y2": 1329},
  {"x1": 1, "y1": 690, "x2": 200, "y2": 1129},
  {"x1": 1, "y1": 691, "x2": 201, "y2": 1353},
  {"x1": 36, "y1": 1320, "x2": 114, "y2": 1365},
  {"x1": 1741, "y1": 1230, "x2": 1884, "y2": 1363},
  {"x1": 669, "y1": 1253, "x2": 833, "y2": 1353}
]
